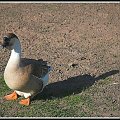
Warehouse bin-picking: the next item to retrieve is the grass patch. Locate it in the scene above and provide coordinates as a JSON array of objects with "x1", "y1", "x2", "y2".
[
  {"x1": 0, "y1": 76, "x2": 95, "y2": 117},
  {"x1": 0, "y1": 76, "x2": 119, "y2": 117},
  {"x1": 0, "y1": 77, "x2": 10, "y2": 96}
]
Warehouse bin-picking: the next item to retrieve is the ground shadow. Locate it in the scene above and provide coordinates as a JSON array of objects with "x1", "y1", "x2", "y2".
[{"x1": 33, "y1": 70, "x2": 119, "y2": 100}]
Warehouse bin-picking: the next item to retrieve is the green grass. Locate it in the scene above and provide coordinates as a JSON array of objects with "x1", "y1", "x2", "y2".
[
  {"x1": 0, "y1": 76, "x2": 119, "y2": 117},
  {"x1": 0, "y1": 76, "x2": 94, "y2": 117}
]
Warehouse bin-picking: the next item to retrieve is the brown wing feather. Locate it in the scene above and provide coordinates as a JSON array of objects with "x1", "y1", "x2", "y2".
[{"x1": 20, "y1": 58, "x2": 49, "y2": 78}]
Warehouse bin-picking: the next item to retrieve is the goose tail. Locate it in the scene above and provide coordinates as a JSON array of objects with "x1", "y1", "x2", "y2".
[{"x1": 42, "y1": 66, "x2": 52, "y2": 88}]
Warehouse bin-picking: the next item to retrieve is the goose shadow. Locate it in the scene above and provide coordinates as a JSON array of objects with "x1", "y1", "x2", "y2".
[{"x1": 33, "y1": 70, "x2": 119, "y2": 100}]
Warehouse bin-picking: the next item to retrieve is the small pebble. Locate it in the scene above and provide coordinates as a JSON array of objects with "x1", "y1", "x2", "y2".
[
  {"x1": 81, "y1": 57, "x2": 86, "y2": 60},
  {"x1": 68, "y1": 63, "x2": 78, "y2": 68}
]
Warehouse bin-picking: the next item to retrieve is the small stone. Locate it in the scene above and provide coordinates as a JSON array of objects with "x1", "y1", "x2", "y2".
[
  {"x1": 66, "y1": 68, "x2": 69, "y2": 71},
  {"x1": 81, "y1": 57, "x2": 86, "y2": 60},
  {"x1": 68, "y1": 63, "x2": 78, "y2": 68},
  {"x1": 68, "y1": 63, "x2": 73, "y2": 67},
  {"x1": 57, "y1": 70, "x2": 63, "y2": 74}
]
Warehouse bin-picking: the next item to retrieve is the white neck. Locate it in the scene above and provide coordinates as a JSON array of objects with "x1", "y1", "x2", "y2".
[{"x1": 6, "y1": 39, "x2": 21, "y2": 70}]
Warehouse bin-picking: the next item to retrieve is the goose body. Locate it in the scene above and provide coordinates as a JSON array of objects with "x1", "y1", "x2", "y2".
[{"x1": 0, "y1": 33, "x2": 51, "y2": 105}]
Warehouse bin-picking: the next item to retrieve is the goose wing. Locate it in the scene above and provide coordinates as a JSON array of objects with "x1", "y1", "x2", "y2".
[{"x1": 20, "y1": 58, "x2": 50, "y2": 78}]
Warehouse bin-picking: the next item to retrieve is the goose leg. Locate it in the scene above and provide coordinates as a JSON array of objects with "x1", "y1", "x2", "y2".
[
  {"x1": 4, "y1": 91, "x2": 18, "y2": 100},
  {"x1": 19, "y1": 97, "x2": 30, "y2": 106}
]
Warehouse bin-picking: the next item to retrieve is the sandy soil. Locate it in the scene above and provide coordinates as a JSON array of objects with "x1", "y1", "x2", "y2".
[{"x1": 0, "y1": 3, "x2": 119, "y2": 117}]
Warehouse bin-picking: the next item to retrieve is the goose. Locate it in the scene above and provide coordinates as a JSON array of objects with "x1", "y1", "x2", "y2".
[{"x1": 0, "y1": 33, "x2": 51, "y2": 106}]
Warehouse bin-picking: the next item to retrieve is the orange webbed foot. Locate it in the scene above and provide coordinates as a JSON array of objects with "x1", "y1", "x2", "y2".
[
  {"x1": 19, "y1": 97, "x2": 30, "y2": 106},
  {"x1": 4, "y1": 91, "x2": 18, "y2": 100}
]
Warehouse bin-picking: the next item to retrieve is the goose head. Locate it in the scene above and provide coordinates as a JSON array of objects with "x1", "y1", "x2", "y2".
[{"x1": 0, "y1": 33, "x2": 20, "y2": 50}]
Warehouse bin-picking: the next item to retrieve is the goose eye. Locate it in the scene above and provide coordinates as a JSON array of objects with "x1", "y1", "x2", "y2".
[
  {"x1": 2, "y1": 37, "x2": 10, "y2": 48},
  {"x1": 3, "y1": 37, "x2": 10, "y2": 42}
]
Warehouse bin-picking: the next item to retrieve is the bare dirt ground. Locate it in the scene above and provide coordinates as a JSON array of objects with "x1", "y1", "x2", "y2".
[{"x1": 0, "y1": 3, "x2": 120, "y2": 117}]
